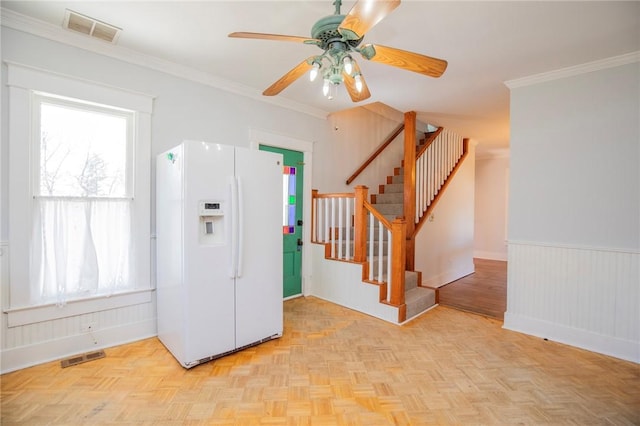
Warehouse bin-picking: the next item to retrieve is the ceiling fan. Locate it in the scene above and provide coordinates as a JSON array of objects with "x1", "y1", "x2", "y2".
[{"x1": 229, "y1": 0, "x2": 447, "y2": 102}]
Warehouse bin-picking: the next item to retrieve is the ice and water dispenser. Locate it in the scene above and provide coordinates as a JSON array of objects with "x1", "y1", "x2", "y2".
[{"x1": 198, "y1": 201, "x2": 224, "y2": 245}]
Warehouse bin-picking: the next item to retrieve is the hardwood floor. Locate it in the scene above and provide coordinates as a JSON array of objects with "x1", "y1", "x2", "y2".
[
  {"x1": 2, "y1": 296, "x2": 639, "y2": 425},
  {"x1": 438, "y1": 258, "x2": 507, "y2": 320}
]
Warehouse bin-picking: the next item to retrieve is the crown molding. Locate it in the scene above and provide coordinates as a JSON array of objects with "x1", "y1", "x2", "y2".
[
  {"x1": 0, "y1": 7, "x2": 329, "y2": 120},
  {"x1": 504, "y1": 51, "x2": 640, "y2": 89}
]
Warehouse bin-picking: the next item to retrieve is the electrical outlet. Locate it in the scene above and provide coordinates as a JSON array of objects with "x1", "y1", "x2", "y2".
[{"x1": 82, "y1": 322, "x2": 96, "y2": 332}]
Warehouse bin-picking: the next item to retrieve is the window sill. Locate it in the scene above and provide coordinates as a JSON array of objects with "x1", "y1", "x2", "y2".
[{"x1": 4, "y1": 288, "x2": 154, "y2": 328}]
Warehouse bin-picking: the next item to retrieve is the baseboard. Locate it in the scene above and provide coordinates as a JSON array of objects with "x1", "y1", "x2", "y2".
[
  {"x1": 473, "y1": 250, "x2": 508, "y2": 261},
  {"x1": 421, "y1": 263, "x2": 475, "y2": 288},
  {"x1": 503, "y1": 312, "x2": 639, "y2": 364},
  {"x1": 0, "y1": 318, "x2": 157, "y2": 374}
]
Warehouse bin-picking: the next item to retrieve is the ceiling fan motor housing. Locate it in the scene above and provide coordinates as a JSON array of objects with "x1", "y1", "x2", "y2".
[{"x1": 311, "y1": 15, "x2": 362, "y2": 50}]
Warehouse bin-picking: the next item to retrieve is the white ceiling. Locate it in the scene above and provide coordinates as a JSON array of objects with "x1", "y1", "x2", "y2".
[{"x1": 2, "y1": 1, "x2": 639, "y2": 154}]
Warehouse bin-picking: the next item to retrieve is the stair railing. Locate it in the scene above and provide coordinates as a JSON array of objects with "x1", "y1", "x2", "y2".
[
  {"x1": 403, "y1": 111, "x2": 470, "y2": 270},
  {"x1": 415, "y1": 129, "x2": 466, "y2": 224},
  {"x1": 345, "y1": 124, "x2": 405, "y2": 185},
  {"x1": 311, "y1": 186, "x2": 406, "y2": 307},
  {"x1": 310, "y1": 190, "x2": 356, "y2": 261}
]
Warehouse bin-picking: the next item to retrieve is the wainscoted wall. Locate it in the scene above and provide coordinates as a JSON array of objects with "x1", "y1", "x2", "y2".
[
  {"x1": 504, "y1": 242, "x2": 639, "y2": 363},
  {"x1": 505, "y1": 55, "x2": 639, "y2": 362},
  {"x1": 310, "y1": 244, "x2": 399, "y2": 324},
  {"x1": 1, "y1": 240, "x2": 156, "y2": 373}
]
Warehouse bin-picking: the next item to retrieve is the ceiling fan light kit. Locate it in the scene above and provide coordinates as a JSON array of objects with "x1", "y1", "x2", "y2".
[{"x1": 229, "y1": 0, "x2": 447, "y2": 102}]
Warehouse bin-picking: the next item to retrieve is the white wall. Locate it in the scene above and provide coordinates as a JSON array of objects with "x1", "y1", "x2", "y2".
[
  {"x1": 474, "y1": 153, "x2": 509, "y2": 261},
  {"x1": 313, "y1": 104, "x2": 405, "y2": 193},
  {"x1": 505, "y1": 56, "x2": 639, "y2": 363},
  {"x1": 415, "y1": 142, "x2": 476, "y2": 287},
  {"x1": 0, "y1": 26, "x2": 326, "y2": 373}
]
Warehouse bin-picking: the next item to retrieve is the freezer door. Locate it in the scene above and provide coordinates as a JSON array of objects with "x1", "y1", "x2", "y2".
[
  {"x1": 234, "y1": 147, "x2": 284, "y2": 348},
  {"x1": 156, "y1": 144, "x2": 186, "y2": 364}
]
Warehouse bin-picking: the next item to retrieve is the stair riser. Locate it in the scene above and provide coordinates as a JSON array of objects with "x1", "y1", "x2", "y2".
[
  {"x1": 372, "y1": 203, "x2": 403, "y2": 215},
  {"x1": 374, "y1": 193, "x2": 404, "y2": 204},
  {"x1": 380, "y1": 183, "x2": 403, "y2": 193},
  {"x1": 405, "y1": 288, "x2": 436, "y2": 319},
  {"x1": 387, "y1": 175, "x2": 404, "y2": 184}
]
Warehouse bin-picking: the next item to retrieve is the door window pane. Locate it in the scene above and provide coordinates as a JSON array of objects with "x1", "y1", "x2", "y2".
[{"x1": 282, "y1": 166, "x2": 296, "y2": 234}]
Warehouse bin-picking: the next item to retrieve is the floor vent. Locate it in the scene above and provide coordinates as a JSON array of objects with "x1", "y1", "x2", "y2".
[
  {"x1": 63, "y1": 9, "x2": 121, "y2": 43},
  {"x1": 60, "y1": 350, "x2": 106, "y2": 368}
]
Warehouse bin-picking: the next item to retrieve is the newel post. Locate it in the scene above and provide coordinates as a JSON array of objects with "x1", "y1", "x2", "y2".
[
  {"x1": 403, "y1": 111, "x2": 417, "y2": 270},
  {"x1": 353, "y1": 185, "x2": 368, "y2": 263},
  {"x1": 311, "y1": 189, "x2": 318, "y2": 242},
  {"x1": 390, "y1": 217, "x2": 406, "y2": 306}
]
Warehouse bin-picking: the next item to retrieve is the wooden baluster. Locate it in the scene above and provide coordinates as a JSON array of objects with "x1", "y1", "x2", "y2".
[{"x1": 338, "y1": 197, "x2": 343, "y2": 259}]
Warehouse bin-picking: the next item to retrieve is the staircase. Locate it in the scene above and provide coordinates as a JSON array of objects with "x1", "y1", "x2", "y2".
[
  {"x1": 371, "y1": 163, "x2": 436, "y2": 319},
  {"x1": 310, "y1": 112, "x2": 469, "y2": 324}
]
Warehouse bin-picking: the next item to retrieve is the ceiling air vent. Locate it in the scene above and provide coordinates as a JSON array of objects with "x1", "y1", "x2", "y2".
[{"x1": 63, "y1": 9, "x2": 121, "y2": 43}]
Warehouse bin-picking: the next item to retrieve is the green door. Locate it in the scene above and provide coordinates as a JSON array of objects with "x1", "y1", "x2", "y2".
[{"x1": 259, "y1": 145, "x2": 303, "y2": 298}]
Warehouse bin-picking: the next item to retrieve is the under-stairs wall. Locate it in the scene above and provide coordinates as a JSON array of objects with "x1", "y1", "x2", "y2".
[
  {"x1": 309, "y1": 244, "x2": 399, "y2": 324},
  {"x1": 415, "y1": 140, "x2": 476, "y2": 288}
]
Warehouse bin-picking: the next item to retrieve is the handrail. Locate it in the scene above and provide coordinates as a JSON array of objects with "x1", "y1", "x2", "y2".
[
  {"x1": 416, "y1": 127, "x2": 444, "y2": 158},
  {"x1": 363, "y1": 200, "x2": 392, "y2": 229},
  {"x1": 312, "y1": 192, "x2": 355, "y2": 199},
  {"x1": 345, "y1": 124, "x2": 405, "y2": 185}
]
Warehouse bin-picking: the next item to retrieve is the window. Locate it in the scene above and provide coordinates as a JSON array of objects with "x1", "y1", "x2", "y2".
[
  {"x1": 31, "y1": 94, "x2": 135, "y2": 304},
  {"x1": 7, "y1": 63, "x2": 153, "y2": 324}
]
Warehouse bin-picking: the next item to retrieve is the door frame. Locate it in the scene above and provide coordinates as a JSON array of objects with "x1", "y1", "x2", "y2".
[{"x1": 249, "y1": 129, "x2": 313, "y2": 297}]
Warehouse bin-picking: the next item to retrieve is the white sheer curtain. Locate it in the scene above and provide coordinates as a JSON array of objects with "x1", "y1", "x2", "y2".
[{"x1": 31, "y1": 198, "x2": 133, "y2": 305}]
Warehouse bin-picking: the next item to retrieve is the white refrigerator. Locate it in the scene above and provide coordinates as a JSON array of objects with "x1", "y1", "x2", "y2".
[{"x1": 156, "y1": 141, "x2": 283, "y2": 368}]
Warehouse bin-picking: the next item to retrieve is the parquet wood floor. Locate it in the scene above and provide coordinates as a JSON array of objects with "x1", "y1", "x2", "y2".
[
  {"x1": 2, "y1": 297, "x2": 639, "y2": 425},
  {"x1": 438, "y1": 258, "x2": 507, "y2": 320}
]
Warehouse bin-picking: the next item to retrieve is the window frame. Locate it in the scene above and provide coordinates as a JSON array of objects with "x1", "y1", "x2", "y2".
[{"x1": 5, "y1": 62, "x2": 154, "y2": 327}]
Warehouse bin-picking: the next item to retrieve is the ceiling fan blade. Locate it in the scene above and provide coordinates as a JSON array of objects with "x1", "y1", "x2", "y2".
[
  {"x1": 338, "y1": 0, "x2": 400, "y2": 41},
  {"x1": 360, "y1": 44, "x2": 448, "y2": 78},
  {"x1": 342, "y1": 62, "x2": 371, "y2": 102},
  {"x1": 263, "y1": 58, "x2": 313, "y2": 96},
  {"x1": 229, "y1": 32, "x2": 319, "y2": 45}
]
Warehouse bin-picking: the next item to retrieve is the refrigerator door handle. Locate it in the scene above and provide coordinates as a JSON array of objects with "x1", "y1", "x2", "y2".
[
  {"x1": 229, "y1": 176, "x2": 238, "y2": 278},
  {"x1": 237, "y1": 177, "x2": 244, "y2": 278}
]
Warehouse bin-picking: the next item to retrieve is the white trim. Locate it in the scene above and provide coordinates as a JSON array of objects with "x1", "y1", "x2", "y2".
[
  {"x1": 1, "y1": 7, "x2": 329, "y2": 120},
  {"x1": 5, "y1": 289, "x2": 154, "y2": 327},
  {"x1": 504, "y1": 51, "x2": 640, "y2": 89},
  {"x1": 249, "y1": 129, "x2": 315, "y2": 297},
  {"x1": 504, "y1": 312, "x2": 639, "y2": 364},
  {"x1": 249, "y1": 129, "x2": 315, "y2": 153},
  {"x1": 475, "y1": 148, "x2": 510, "y2": 161},
  {"x1": 6, "y1": 61, "x2": 154, "y2": 112},
  {"x1": 507, "y1": 239, "x2": 640, "y2": 255},
  {"x1": 283, "y1": 294, "x2": 303, "y2": 302},
  {"x1": 0, "y1": 317, "x2": 156, "y2": 374},
  {"x1": 7, "y1": 63, "x2": 153, "y2": 312},
  {"x1": 421, "y1": 263, "x2": 475, "y2": 288},
  {"x1": 473, "y1": 250, "x2": 508, "y2": 262}
]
